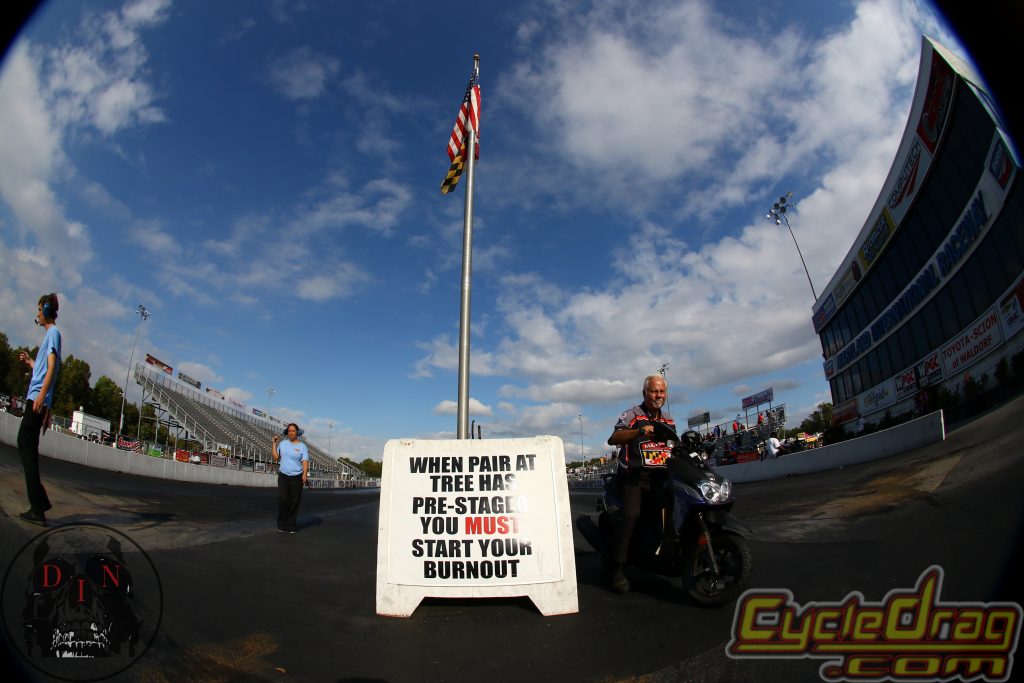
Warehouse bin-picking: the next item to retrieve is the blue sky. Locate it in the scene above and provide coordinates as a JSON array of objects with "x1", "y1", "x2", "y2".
[{"x1": 0, "y1": 0, "x2": 963, "y2": 462}]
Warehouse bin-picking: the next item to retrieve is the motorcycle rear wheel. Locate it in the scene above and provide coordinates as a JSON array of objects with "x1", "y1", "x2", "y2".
[{"x1": 682, "y1": 532, "x2": 752, "y2": 607}]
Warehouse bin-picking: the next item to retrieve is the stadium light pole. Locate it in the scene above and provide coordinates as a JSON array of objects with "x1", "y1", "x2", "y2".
[
  {"x1": 767, "y1": 192, "x2": 818, "y2": 300},
  {"x1": 577, "y1": 414, "x2": 584, "y2": 461},
  {"x1": 118, "y1": 305, "x2": 149, "y2": 435},
  {"x1": 328, "y1": 421, "x2": 334, "y2": 455},
  {"x1": 265, "y1": 387, "x2": 275, "y2": 420}
]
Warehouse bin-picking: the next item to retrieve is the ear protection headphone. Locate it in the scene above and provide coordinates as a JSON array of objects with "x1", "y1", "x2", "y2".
[
  {"x1": 41, "y1": 293, "x2": 56, "y2": 320},
  {"x1": 282, "y1": 423, "x2": 305, "y2": 437}
]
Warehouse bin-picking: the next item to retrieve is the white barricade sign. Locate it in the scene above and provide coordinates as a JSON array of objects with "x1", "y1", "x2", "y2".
[{"x1": 376, "y1": 436, "x2": 578, "y2": 617}]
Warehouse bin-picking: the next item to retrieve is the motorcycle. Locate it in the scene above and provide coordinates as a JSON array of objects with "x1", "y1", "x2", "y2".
[{"x1": 577, "y1": 425, "x2": 753, "y2": 606}]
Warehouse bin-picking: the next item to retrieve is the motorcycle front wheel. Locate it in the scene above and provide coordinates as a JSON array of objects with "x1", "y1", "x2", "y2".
[{"x1": 682, "y1": 532, "x2": 753, "y2": 607}]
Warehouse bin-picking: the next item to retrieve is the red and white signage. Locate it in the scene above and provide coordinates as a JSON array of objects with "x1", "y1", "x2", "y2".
[
  {"x1": 894, "y1": 367, "x2": 919, "y2": 399},
  {"x1": 998, "y1": 275, "x2": 1024, "y2": 339},
  {"x1": 940, "y1": 307, "x2": 1003, "y2": 376}
]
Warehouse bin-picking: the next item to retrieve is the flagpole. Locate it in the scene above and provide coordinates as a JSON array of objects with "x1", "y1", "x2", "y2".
[{"x1": 457, "y1": 54, "x2": 479, "y2": 439}]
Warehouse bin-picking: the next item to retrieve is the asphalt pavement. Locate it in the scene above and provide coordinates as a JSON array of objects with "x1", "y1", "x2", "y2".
[{"x1": 1, "y1": 394, "x2": 1022, "y2": 682}]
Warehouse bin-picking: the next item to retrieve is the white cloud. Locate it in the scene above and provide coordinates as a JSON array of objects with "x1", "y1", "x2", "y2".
[
  {"x1": 176, "y1": 362, "x2": 222, "y2": 385},
  {"x1": 45, "y1": 0, "x2": 169, "y2": 136},
  {"x1": 295, "y1": 176, "x2": 413, "y2": 236},
  {"x1": 121, "y1": 0, "x2": 172, "y2": 27},
  {"x1": 223, "y1": 387, "x2": 253, "y2": 404},
  {"x1": 267, "y1": 46, "x2": 340, "y2": 100},
  {"x1": 296, "y1": 267, "x2": 367, "y2": 302},
  {"x1": 267, "y1": 0, "x2": 310, "y2": 26},
  {"x1": 416, "y1": 0, "x2": 951, "y2": 420},
  {"x1": 0, "y1": 0, "x2": 172, "y2": 334},
  {"x1": 432, "y1": 398, "x2": 493, "y2": 417},
  {"x1": 128, "y1": 218, "x2": 181, "y2": 256},
  {"x1": 0, "y1": 42, "x2": 91, "y2": 289}
]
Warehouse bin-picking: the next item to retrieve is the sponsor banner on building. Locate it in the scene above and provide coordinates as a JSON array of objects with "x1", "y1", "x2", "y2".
[
  {"x1": 916, "y1": 49, "x2": 955, "y2": 154},
  {"x1": 253, "y1": 408, "x2": 267, "y2": 418},
  {"x1": 178, "y1": 371, "x2": 201, "y2": 389},
  {"x1": 147, "y1": 444, "x2": 163, "y2": 457},
  {"x1": 941, "y1": 306, "x2": 1003, "y2": 377},
  {"x1": 832, "y1": 398, "x2": 859, "y2": 425},
  {"x1": 687, "y1": 412, "x2": 711, "y2": 428},
  {"x1": 211, "y1": 455, "x2": 227, "y2": 468},
  {"x1": 813, "y1": 293, "x2": 837, "y2": 333},
  {"x1": 174, "y1": 450, "x2": 190, "y2": 463},
  {"x1": 145, "y1": 353, "x2": 172, "y2": 375},
  {"x1": 199, "y1": 452, "x2": 210, "y2": 465},
  {"x1": 998, "y1": 274, "x2": 1024, "y2": 339},
  {"x1": 206, "y1": 386, "x2": 224, "y2": 400},
  {"x1": 255, "y1": 462, "x2": 267, "y2": 473},
  {"x1": 741, "y1": 388, "x2": 773, "y2": 410},
  {"x1": 228, "y1": 397, "x2": 244, "y2": 408},
  {"x1": 917, "y1": 351, "x2": 943, "y2": 387},
  {"x1": 859, "y1": 378, "x2": 896, "y2": 415},
  {"x1": 987, "y1": 131, "x2": 1016, "y2": 190},
  {"x1": 831, "y1": 262, "x2": 861, "y2": 307},
  {"x1": 887, "y1": 137, "x2": 934, "y2": 226},
  {"x1": 893, "y1": 366, "x2": 919, "y2": 399},
  {"x1": 857, "y1": 208, "x2": 898, "y2": 273}
]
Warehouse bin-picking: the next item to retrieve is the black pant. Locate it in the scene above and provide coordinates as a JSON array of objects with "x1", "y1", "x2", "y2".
[
  {"x1": 611, "y1": 468, "x2": 668, "y2": 564},
  {"x1": 277, "y1": 473, "x2": 304, "y2": 531},
  {"x1": 17, "y1": 408, "x2": 51, "y2": 513}
]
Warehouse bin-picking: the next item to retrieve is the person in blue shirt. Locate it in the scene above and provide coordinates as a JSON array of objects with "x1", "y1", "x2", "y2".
[
  {"x1": 272, "y1": 423, "x2": 309, "y2": 533},
  {"x1": 17, "y1": 293, "x2": 62, "y2": 526}
]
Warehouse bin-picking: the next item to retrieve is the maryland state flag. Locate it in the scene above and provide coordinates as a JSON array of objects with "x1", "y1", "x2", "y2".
[{"x1": 440, "y1": 69, "x2": 481, "y2": 195}]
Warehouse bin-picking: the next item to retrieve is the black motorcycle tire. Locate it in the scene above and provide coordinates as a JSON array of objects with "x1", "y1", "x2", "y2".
[{"x1": 682, "y1": 531, "x2": 752, "y2": 607}]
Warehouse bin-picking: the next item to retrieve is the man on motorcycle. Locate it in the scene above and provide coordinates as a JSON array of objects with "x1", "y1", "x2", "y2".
[{"x1": 605, "y1": 374, "x2": 676, "y2": 593}]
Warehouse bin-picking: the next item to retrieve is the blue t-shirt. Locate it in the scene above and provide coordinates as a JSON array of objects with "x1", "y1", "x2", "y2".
[
  {"x1": 27, "y1": 326, "x2": 62, "y2": 408},
  {"x1": 276, "y1": 440, "x2": 309, "y2": 476}
]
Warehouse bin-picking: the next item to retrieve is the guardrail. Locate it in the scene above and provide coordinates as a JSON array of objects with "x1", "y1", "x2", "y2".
[
  {"x1": 713, "y1": 410, "x2": 946, "y2": 483},
  {"x1": 0, "y1": 411, "x2": 379, "y2": 489}
]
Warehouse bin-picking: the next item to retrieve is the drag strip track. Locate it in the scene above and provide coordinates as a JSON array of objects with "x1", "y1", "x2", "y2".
[{"x1": 2, "y1": 395, "x2": 1022, "y2": 682}]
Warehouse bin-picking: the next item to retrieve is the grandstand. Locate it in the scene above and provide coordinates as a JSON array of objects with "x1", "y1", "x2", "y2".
[{"x1": 133, "y1": 363, "x2": 363, "y2": 482}]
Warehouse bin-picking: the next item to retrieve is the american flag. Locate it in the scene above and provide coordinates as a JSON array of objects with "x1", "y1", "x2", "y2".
[{"x1": 441, "y1": 72, "x2": 481, "y2": 195}]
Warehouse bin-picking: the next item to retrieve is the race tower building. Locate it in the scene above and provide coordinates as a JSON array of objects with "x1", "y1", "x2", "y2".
[{"x1": 813, "y1": 37, "x2": 1022, "y2": 427}]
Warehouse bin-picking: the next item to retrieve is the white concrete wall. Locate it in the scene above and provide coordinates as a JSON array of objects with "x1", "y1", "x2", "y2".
[
  {"x1": 1, "y1": 411, "x2": 276, "y2": 488},
  {"x1": 715, "y1": 410, "x2": 946, "y2": 483}
]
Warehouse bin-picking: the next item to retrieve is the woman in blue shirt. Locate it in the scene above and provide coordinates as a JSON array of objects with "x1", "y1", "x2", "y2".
[{"x1": 272, "y1": 423, "x2": 309, "y2": 533}]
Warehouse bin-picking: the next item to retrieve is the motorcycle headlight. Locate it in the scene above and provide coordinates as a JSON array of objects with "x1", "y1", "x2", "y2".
[{"x1": 698, "y1": 477, "x2": 732, "y2": 504}]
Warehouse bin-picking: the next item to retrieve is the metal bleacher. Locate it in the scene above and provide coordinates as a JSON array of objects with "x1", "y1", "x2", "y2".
[
  {"x1": 133, "y1": 363, "x2": 361, "y2": 480},
  {"x1": 705, "y1": 407, "x2": 788, "y2": 462}
]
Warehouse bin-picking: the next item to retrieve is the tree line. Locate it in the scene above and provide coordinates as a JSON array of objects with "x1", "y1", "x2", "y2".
[
  {"x1": 1, "y1": 330, "x2": 376, "y2": 473},
  {"x1": 1, "y1": 330, "x2": 187, "y2": 446}
]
